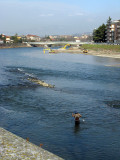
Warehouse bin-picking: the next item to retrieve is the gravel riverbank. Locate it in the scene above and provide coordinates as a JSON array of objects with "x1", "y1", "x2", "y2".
[{"x1": 54, "y1": 48, "x2": 120, "y2": 59}]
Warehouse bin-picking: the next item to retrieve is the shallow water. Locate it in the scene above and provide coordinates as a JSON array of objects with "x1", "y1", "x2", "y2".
[{"x1": 0, "y1": 47, "x2": 120, "y2": 160}]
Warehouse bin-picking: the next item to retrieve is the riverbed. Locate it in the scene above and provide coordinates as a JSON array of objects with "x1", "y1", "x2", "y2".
[{"x1": 0, "y1": 47, "x2": 120, "y2": 160}]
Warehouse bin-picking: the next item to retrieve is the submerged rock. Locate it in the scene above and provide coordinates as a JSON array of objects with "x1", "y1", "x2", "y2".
[
  {"x1": 105, "y1": 100, "x2": 120, "y2": 109},
  {"x1": 27, "y1": 77, "x2": 55, "y2": 88}
]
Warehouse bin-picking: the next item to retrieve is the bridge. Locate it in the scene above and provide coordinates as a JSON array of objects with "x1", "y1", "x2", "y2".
[{"x1": 27, "y1": 41, "x2": 89, "y2": 47}]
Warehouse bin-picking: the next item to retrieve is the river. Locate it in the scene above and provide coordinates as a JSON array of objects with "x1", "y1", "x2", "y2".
[{"x1": 0, "y1": 47, "x2": 120, "y2": 160}]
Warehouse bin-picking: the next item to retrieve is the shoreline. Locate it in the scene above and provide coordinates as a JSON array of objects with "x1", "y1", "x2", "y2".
[
  {"x1": 86, "y1": 49, "x2": 120, "y2": 59},
  {"x1": 0, "y1": 44, "x2": 120, "y2": 59},
  {"x1": 0, "y1": 127, "x2": 63, "y2": 160},
  {"x1": 54, "y1": 48, "x2": 120, "y2": 59},
  {"x1": 0, "y1": 43, "x2": 31, "y2": 49}
]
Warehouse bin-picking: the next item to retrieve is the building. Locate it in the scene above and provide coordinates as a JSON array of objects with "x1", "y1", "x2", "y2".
[
  {"x1": 0, "y1": 39, "x2": 4, "y2": 44},
  {"x1": 6, "y1": 36, "x2": 11, "y2": 43},
  {"x1": 26, "y1": 35, "x2": 41, "y2": 41},
  {"x1": 106, "y1": 20, "x2": 120, "y2": 44},
  {"x1": 1, "y1": 34, "x2": 5, "y2": 38},
  {"x1": 74, "y1": 37, "x2": 81, "y2": 42},
  {"x1": 49, "y1": 35, "x2": 58, "y2": 41},
  {"x1": 76, "y1": 34, "x2": 93, "y2": 42},
  {"x1": 17, "y1": 36, "x2": 22, "y2": 40}
]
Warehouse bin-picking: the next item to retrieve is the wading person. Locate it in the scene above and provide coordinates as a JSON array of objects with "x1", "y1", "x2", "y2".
[{"x1": 72, "y1": 111, "x2": 82, "y2": 124}]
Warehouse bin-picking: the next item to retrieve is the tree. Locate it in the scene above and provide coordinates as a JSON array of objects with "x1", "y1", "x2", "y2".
[
  {"x1": 98, "y1": 24, "x2": 106, "y2": 42},
  {"x1": 93, "y1": 24, "x2": 106, "y2": 42},
  {"x1": 0, "y1": 34, "x2": 6, "y2": 43},
  {"x1": 11, "y1": 33, "x2": 22, "y2": 43},
  {"x1": 11, "y1": 34, "x2": 18, "y2": 43},
  {"x1": 107, "y1": 16, "x2": 112, "y2": 25}
]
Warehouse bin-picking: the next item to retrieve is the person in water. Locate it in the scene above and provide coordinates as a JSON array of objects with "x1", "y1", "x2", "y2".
[{"x1": 72, "y1": 111, "x2": 82, "y2": 124}]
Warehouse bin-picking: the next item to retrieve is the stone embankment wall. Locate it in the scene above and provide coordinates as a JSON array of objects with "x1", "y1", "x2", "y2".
[
  {"x1": 0, "y1": 127, "x2": 63, "y2": 160},
  {"x1": 0, "y1": 43, "x2": 31, "y2": 49}
]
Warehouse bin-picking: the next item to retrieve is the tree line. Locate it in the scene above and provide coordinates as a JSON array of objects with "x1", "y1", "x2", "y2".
[
  {"x1": 0, "y1": 34, "x2": 22, "y2": 43},
  {"x1": 93, "y1": 17, "x2": 112, "y2": 43}
]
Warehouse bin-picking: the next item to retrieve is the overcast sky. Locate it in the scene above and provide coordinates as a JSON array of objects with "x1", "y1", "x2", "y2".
[{"x1": 0, "y1": 0, "x2": 120, "y2": 36}]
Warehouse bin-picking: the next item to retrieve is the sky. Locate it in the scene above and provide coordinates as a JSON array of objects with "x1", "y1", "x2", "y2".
[{"x1": 0, "y1": 0, "x2": 120, "y2": 36}]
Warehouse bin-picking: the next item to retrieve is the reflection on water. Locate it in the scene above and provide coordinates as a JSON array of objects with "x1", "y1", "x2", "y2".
[
  {"x1": 93, "y1": 55, "x2": 120, "y2": 65},
  {"x1": 0, "y1": 48, "x2": 120, "y2": 160},
  {"x1": 74, "y1": 123, "x2": 81, "y2": 134}
]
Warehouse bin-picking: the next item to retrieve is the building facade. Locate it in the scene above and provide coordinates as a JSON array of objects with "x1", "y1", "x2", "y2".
[
  {"x1": 26, "y1": 35, "x2": 41, "y2": 41},
  {"x1": 106, "y1": 20, "x2": 120, "y2": 44},
  {"x1": 6, "y1": 36, "x2": 11, "y2": 43}
]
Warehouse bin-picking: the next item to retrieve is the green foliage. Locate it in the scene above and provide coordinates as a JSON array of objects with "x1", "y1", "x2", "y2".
[
  {"x1": 11, "y1": 36, "x2": 17, "y2": 43},
  {"x1": 45, "y1": 35, "x2": 50, "y2": 39},
  {"x1": 11, "y1": 34, "x2": 22, "y2": 43},
  {"x1": 93, "y1": 24, "x2": 106, "y2": 42},
  {"x1": 93, "y1": 17, "x2": 113, "y2": 43},
  {"x1": 0, "y1": 34, "x2": 6, "y2": 43},
  {"x1": 59, "y1": 38, "x2": 66, "y2": 41},
  {"x1": 82, "y1": 44, "x2": 120, "y2": 52},
  {"x1": 107, "y1": 16, "x2": 112, "y2": 25}
]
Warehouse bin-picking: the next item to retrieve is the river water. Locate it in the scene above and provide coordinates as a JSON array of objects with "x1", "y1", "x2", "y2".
[{"x1": 0, "y1": 47, "x2": 120, "y2": 160}]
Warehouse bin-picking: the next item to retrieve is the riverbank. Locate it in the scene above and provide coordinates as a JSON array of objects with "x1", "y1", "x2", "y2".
[
  {"x1": 82, "y1": 44, "x2": 120, "y2": 58},
  {"x1": 82, "y1": 44, "x2": 120, "y2": 52},
  {"x1": 0, "y1": 127, "x2": 63, "y2": 160},
  {"x1": 1, "y1": 43, "x2": 120, "y2": 59},
  {"x1": 0, "y1": 43, "x2": 31, "y2": 49},
  {"x1": 54, "y1": 44, "x2": 120, "y2": 59},
  {"x1": 86, "y1": 49, "x2": 120, "y2": 58}
]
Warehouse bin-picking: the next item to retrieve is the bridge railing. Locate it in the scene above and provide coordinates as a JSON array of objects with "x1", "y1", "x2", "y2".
[{"x1": 27, "y1": 41, "x2": 91, "y2": 45}]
